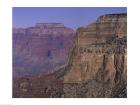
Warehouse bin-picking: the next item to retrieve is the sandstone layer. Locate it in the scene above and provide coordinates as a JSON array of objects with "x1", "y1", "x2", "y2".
[{"x1": 62, "y1": 13, "x2": 127, "y2": 98}]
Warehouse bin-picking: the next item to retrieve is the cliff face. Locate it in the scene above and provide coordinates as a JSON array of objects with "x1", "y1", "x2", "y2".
[
  {"x1": 13, "y1": 23, "x2": 75, "y2": 77},
  {"x1": 64, "y1": 13, "x2": 127, "y2": 83},
  {"x1": 63, "y1": 13, "x2": 127, "y2": 97},
  {"x1": 13, "y1": 13, "x2": 127, "y2": 98}
]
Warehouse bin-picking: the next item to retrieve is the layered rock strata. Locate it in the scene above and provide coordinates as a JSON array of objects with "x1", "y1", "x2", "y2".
[
  {"x1": 62, "y1": 13, "x2": 127, "y2": 97},
  {"x1": 13, "y1": 13, "x2": 127, "y2": 98},
  {"x1": 13, "y1": 23, "x2": 75, "y2": 77}
]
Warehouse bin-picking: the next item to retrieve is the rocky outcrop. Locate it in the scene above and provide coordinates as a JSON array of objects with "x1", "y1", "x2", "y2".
[
  {"x1": 63, "y1": 13, "x2": 127, "y2": 97},
  {"x1": 13, "y1": 23, "x2": 75, "y2": 77},
  {"x1": 13, "y1": 13, "x2": 127, "y2": 98}
]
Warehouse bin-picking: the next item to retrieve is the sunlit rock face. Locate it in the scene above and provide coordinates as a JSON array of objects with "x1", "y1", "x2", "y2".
[
  {"x1": 63, "y1": 13, "x2": 127, "y2": 97},
  {"x1": 64, "y1": 13, "x2": 127, "y2": 83},
  {"x1": 13, "y1": 23, "x2": 75, "y2": 77}
]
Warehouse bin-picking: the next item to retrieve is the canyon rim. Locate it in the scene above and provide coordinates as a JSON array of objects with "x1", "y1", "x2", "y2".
[{"x1": 13, "y1": 8, "x2": 127, "y2": 98}]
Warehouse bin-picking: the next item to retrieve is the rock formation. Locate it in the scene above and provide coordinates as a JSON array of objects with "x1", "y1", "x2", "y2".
[
  {"x1": 13, "y1": 13, "x2": 127, "y2": 98},
  {"x1": 62, "y1": 13, "x2": 127, "y2": 97},
  {"x1": 13, "y1": 23, "x2": 75, "y2": 77},
  {"x1": 64, "y1": 13, "x2": 127, "y2": 83}
]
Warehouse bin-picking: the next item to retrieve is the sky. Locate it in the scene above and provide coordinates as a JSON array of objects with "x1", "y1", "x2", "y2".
[{"x1": 13, "y1": 7, "x2": 127, "y2": 29}]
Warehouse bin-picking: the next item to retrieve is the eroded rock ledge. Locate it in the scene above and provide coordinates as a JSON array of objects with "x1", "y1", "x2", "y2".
[{"x1": 63, "y1": 13, "x2": 127, "y2": 97}]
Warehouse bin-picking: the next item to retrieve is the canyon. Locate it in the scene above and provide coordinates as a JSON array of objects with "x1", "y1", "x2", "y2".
[
  {"x1": 13, "y1": 23, "x2": 75, "y2": 77},
  {"x1": 13, "y1": 13, "x2": 127, "y2": 98}
]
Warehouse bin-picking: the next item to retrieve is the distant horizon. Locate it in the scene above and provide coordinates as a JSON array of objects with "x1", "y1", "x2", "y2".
[{"x1": 13, "y1": 7, "x2": 127, "y2": 29}]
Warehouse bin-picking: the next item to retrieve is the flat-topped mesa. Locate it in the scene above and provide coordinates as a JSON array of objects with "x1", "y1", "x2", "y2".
[
  {"x1": 77, "y1": 13, "x2": 127, "y2": 46},
  {"x1": 13, "y1": 28, "x2": 26, "y2": 34},
  {"x1": 13, "y1": 22, "x2": 75, "y2": 78},
  {"x1": 13, "y1": 23, "x2": 74, "y2": 36},
  {"x1": 36, "y1": 23, "x2": 65, "y2": 28}
]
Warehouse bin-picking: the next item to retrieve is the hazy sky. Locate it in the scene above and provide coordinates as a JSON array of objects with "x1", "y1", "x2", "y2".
[{"x1": 13, "y1": 7, "x2": 127, "y2": 29}]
